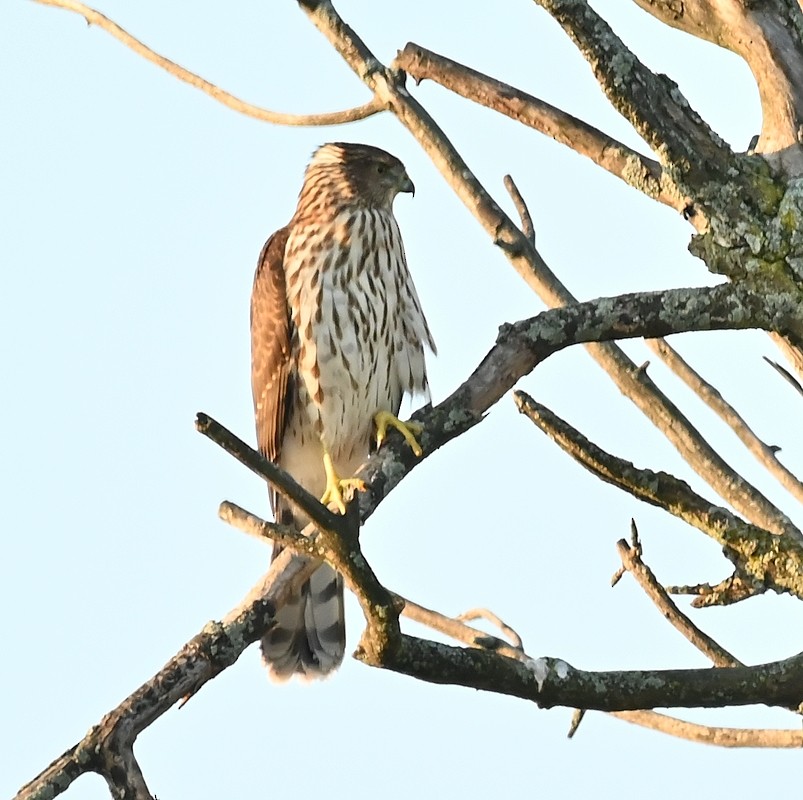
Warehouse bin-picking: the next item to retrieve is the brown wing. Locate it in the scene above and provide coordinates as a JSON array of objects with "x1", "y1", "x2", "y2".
[{"x1": 250, "y1": 226, "x2": 293, "y2": 485}]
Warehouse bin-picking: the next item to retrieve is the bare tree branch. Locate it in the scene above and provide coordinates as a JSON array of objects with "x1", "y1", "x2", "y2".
[
  {"x1": 196, "y1": 413, "x2": 346, "y2": 534},
  {"x1": 213, "y1": 499, "x2": 803, "y2": 713},
  {"x1": 610, "y1": 710, "x2": 803, "y2": 747},
  {"x1": 614, "y1": 522, "x2": 742, "y2": 666},
  {"x1": 220, "y1": 499, "x2": 527, "y2": 659},
  {"x1": 399, "y1": 599, "x2": 526, "y2": 660},
  {"x1": 604, "y1": 521, "x2": 801, "y2": 747},
  {"x1": 647, "y1": 338, "x2": 803, "y2": 504},
  {"x1": 455, "y1": 608, "x2": 525, "y2": 651},
  {"x1": 631, "y1": 0, "x2": 803, "y2": 172},
  {"x1": 769, "y1": 333, "x2": 803, "y2": 384},
  {"x1": 513, "y1": 391, "x2": 803, "y2": 599},
  {"x1": 397, "y1": 43, "x2": 688, "y2": 215},
  {"x1": 31, "y1": 0, "x2": 383, "y2": 126},
  {"x1": 531, "y1": 0, "x2": 733, "y2": 187},
  {"x1": 667, "y1": 573, "x2": 765, "y2": 607},
  {"x1": 503, "y1": 175, "x2": 536, "y2": 245},
  {"x1": 15, "y1": 576, "x2": 282, "y2": 800},
  {"x1": 764, "y1": 353, "x2": 803, "y2": 397}
]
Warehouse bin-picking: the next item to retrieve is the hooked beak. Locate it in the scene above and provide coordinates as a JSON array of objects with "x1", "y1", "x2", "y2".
[{"x1": 400, "y1": 172, "x2": 415, "y2": 196}]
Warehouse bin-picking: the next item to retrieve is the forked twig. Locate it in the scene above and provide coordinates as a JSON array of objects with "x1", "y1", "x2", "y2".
[{"x1": 614, "y1": 521, "x2": 741, "y2": 666}]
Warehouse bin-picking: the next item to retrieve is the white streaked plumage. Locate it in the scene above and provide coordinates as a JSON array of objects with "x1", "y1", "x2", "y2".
[{"x1": 251, "y1": 142, "x2": 434, "y2": 681}]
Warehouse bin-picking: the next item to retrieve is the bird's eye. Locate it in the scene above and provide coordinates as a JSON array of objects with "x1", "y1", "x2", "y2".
[{"x1": 376, "y1": 164, "x2": 387, "y2": 174}]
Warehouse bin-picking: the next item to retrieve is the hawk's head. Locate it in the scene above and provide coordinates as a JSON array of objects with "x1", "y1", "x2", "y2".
[{"x1": 307, "y1": 142, "x2": 415, "y2": 209}]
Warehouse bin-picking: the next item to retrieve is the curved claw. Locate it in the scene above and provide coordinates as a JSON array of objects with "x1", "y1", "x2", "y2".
[
  {"x1": 321, "y1": 451, "x2": 366, "y2": 514},
  {"x1": 374, "y1": 411, "x2": 424, "y2": 457}
]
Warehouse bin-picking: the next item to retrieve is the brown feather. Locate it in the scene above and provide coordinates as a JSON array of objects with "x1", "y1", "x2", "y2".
[{"x1": 250, "y1": 226, "x2": 293, "y2": 509}]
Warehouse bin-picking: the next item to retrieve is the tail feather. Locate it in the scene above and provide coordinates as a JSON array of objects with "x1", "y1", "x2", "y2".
[{"x1": 261, "y1": 512, "x2": 345, "y2": 681}]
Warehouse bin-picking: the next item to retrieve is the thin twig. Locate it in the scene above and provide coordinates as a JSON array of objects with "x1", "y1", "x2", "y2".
[
  {"x1": 615, "y1": 522, "x2": 742, "y2": 667},
  {"x1": 195, "y1": 413, "x2": 345, "y2": 535},
  {"x1": 219, "y1": 500, "x2": 324, "y2": 557},
  {"x1": 399, "y1": 599, "x2": 526, "y2": 660},
  {"x1": 768, "y1": 334, "x2": 803, "y2": 386},
  {"x1": 648, "y1": 339, "x2": 803, "y2": 504},
  {"x1": 567, "y1": 709, "x2": 586, "y2": 738},
  {"x1": 611, "y1": 710, "x2": 803, "y2": 748},
  {"x1": 32, "y1": 0, "x2": 383, "y2": 126},
  {"x1": 503, "y1": 175, "x2": 535, "y2": 245},
  {"x1": 455, "y1": 608, "x2": 525, "y2": 650},
  {"x1": 764, "y1": 355, "x2": 803, "y2": 397}
]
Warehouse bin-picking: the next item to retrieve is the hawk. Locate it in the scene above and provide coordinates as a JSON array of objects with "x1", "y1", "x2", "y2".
[{"x1": 250, "y1": 142, "x2": 435, "y2": 681}]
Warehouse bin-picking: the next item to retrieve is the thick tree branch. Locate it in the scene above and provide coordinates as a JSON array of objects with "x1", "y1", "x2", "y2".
[
  {"x1": 631, "y1": 0, "x2": 803, "y2": 173},
  {"x1": 531, "y1": 0, "x2": 733, "y2": 189},
  {"x1": 356, "y1": 282, "x2": 803, "y2": 522},
  {"x1": 214, "y1": 500, "x2": 803, "y2": 714},
  {"x1": 514, "y1": 391, "x2": 803, "y2": 599},
  {"x1": 396, "y1": 43, "x2": 688, "y2": 215},
  {"x1": 375, "y1": 639, "x2": 803, "y2": 711},
  {"x1": 646, "y1": 338, "x2": 803, "y2": 504},
  {"x1": 15, "y1": 581, "x2": 282, "y2": 800},
  {"x1": 30, "y1": 0, "x2": 383, "y2": 126}
]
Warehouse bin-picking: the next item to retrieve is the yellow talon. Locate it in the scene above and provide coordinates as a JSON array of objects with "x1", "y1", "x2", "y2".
[
  {"x1": 374, "y1": 410, "x2": 424, "y2": 457},
  {"x1": 321, "y1": 451, "x2": 365, "y2": 514}
]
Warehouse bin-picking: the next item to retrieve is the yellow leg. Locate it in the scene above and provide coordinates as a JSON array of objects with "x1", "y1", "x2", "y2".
[
  {"x1": 320, "y1": 450, "x2": 366, "y2": 514},
  {"x1": 374, "y1": 410, "x2": 424, "y2": 457}
]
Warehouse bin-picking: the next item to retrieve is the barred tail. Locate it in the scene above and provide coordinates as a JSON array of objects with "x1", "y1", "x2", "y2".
[{"x1": 261, "y1": 505, "x2": 345, "y2": 681}]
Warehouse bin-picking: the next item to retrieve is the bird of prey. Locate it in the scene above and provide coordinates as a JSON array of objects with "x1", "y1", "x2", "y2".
[{"x1": 250, "y1": 142, "x2": 435, "y2": 681}]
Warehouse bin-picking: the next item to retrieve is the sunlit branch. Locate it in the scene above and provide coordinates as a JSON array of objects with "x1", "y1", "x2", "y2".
[
  {"x1": 31, "y1": 0, "x2": 383, "y2": 126},
  {"x1": 396, "y1": 43, "x2": 688, "y2": 215},
  {"x1": 611, "y1": 710, "x2": 803, "y2": 748},
  {"x1": 503, "y1": 175, "x2": 536, "y2": 245},
  {"x1": 647, "y1": 338, "x2": 803, "y2": 504},
  {"x1": 631, "y1": 0, "x2": 803, "y2": 169},
  {"x1": 220, "y1": 499, "x2": 527, "y2": 660}
]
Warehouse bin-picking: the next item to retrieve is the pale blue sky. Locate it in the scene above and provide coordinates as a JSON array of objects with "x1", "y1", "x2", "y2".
[{"x1": 4, "y1": 1, "x2": 803, "y2": 798}]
